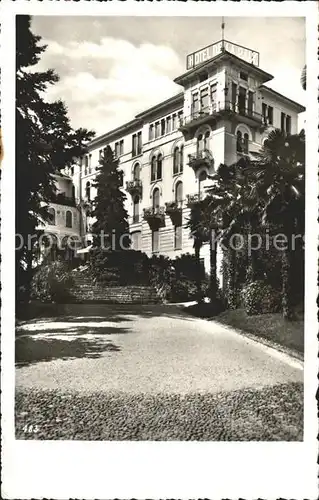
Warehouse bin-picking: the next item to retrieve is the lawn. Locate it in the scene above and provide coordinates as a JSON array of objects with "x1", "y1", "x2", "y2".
[{"x1": 186, "y1": 304, "x2": 304, "y2": 357}]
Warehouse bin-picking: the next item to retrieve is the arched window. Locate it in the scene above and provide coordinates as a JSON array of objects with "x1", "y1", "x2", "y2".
[
  {"x1": 133, "y1": 163, "x2": 140, "y2": 180},
  {"x1": 203, "y1": 130, "x2": 210, "y2": 150},
  {"x1": 133, "y1": 196, "x2": 140, "y2": 223},
  {"x1": 243, "y1": 133, "x2": 249, "y2": 154},
  {"x1": 175, "y1": 181, "x2": 183, "y2": 207},
  {"x1": 180, "y1": 145, "x2": 184, "y2": 172},
  {"x1": 197, "y1": 134, "x2": 204, "y2": 153},
  {"x1": 157, "y1": 154, "x2": 162, "y2": 180},
  {"x1": 152, "y1": 188, "x2": 160, "y2": 212},
  {"x1": 66, "y1": 210, "x2": 72, "y2": 228},
  {"x1": 151, "y1": 156, "x2": 156, "y2": 182},
  {"x1": 86, "y1": 181, "x2": 91, "y2": 201},
  {"x1": 198, "y1": 170, "x2": 207, "y2": 197},
  {"x1": 173, "y1": 147, "x2": 179, "y2": 175},
  {"x1": 48, "y1": 207, "x2": 56, "y2": 225},
  {"x1": 236, "y1": 131, "x2": 243, "y2": 152}
]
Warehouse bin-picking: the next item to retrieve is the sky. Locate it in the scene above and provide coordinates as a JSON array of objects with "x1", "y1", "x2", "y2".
[{"x1": 31, "y1": 16, "x2": 306, "y2": 137}]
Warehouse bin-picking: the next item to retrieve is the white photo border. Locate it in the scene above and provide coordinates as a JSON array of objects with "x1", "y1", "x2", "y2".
[{"x1": 1, "y1": 1, "x2": 318, "y2": 499}]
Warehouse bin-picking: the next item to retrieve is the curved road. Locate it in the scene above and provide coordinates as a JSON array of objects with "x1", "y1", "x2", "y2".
[{"x1": 15, "y1": 304, "x2": 303, "y2": 440}]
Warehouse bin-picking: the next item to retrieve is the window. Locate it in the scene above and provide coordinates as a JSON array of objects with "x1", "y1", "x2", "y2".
[
  {"x1": 243, "y1": 133, "x2": 249, "y2": 154},
  {"x1": 231, "y1": 82, "x2": 237, "y2": 110},
  {"x1": 240, "y1": 71, "x2": 248, "y2": 81},
  {"x1": 175, "y1": 181, "x2": 183, "y2": 206},
  {"x1": 178, "y1": 110, "x2": 183, "y2": 126},
  {"x1": 211, "y1": 83, "x2": 217, "y2": 110},
  {"x1": 180, "y1": 145, "x2": 184, "y2": 172},
  {"x1": 155, "y1": 121, "x2": 160, "y2": 138},
  {"x1": 99, "y1": 149, "x2": 103, "y2": 161},
  {"x1": 115, "y1": 140, "x2": 124, "y2": 157},
  {"x1": 286, "y1": 115, "x2": 291, "y2": 135},
  {"x1": 262, "y1": 103, "x2": 273, "y2": 125},
  {"x1": 48, "y1": 207, "x2": 56, "y2": 225},
  {"x1": 161, "y1": 119, "x2": 166, "y2": 136},
  {"x1": 172, "y1": 114, "x2": 177, "y2": 130},
  {"x1": 133, "y1": 163, "x2": 140, "y2": 180},
  {"x1": 88, "y1": 154, "x2": 92, "y2": 173},
  {"x1": 236, "y1": 131, "x2": 243, "y2": 152},
  {"x1": 238, "y1": 87, "x2": 246, "y2": 114},
  {"x1": 281, "y1": 112, "x2": 286, "y2": 132},
  {"x1": 268, "y1": 106, "x2": 273, "y2": 125},
  {"x1": 197, "y1": 134, "x2": 203, "y2": 153},
  {"x1": 151, "y1": 156, "x2": 156, "y2": 182},
  {"x1": 137, "y1": 131, "x2": 142, "y2": 154},
  {"x1": 166, "y1": 116, "x2": 171, "y2": 133},
  {"x1": 152, "y1": 230, "x2": 159, "y2": 253},
  {"x1": 132, "y1": 134, "x2": 137, "y2": 157},
  {"x1": 203, "y1": 130, "x2": 210, "y2": 150},
  {"x1": 70, "y1": 166, "x2": 74, "y2": 176},
  {"x1": 156, "y1": 154, "x2": 162, "y2": 180},
  {"x1": 152, "y1": 188, "x2": 160, "y2": 211},
  {"x1": 149, "y1": 124, "x2": 154, "y2": 141},
  {"x1": 192, "y1": 92, "x2": 199, "y2": 115},
  {"x1": 84, "y1": 156, "x2": 88, "y2": 175},
  {"x1": 133, "y1": 196, "x2": 140, "y2": 223},
  {"x1": 173, "y1": 147, "x2": 179, "y2": 175},
  {"x1": 174, "y1": 225, "x2": 182, "y2": 250},
  {"x1": 86, "y1": 181, "x2": 91, "y2": 201},
  {"x1": 200, "y1": 88, "x2": 209, "y2": 111},
  {"x1": 66, "y1": 210, "x2": 72, "y2": 228},
  {"x1": 132, "y1": 132, "x2": 142, "y2": 157},
  {"x1": 247, "y1": 91, "x2": 253, "y2": 116}
]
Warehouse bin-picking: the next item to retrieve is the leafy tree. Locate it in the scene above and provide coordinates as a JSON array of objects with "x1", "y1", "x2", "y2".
[
  {"x1": 16, "y1": 15, "x2": 95, "y2": 301},
  {"x1": 90, "y1": 146, "x2": 130, "y2": 274}
]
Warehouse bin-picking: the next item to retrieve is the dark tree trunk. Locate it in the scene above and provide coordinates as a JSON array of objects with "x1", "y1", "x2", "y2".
[
  {"x1": 209, "y1": 230, "x2": 218, "y2": 303},
  {"x1": 227, "y1": 246, "x2": 238, "y2": 309},
  {"x1": 282, "y1": 221, "x2": 295, "y2": 320},
  {"x1": 194, "y1": 241, "x2": 203, "y2": 304}
]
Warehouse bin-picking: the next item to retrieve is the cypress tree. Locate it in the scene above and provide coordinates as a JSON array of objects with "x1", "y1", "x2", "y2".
[{"x1": 91, "y1": 145, "x2": 130, "y2": 252}]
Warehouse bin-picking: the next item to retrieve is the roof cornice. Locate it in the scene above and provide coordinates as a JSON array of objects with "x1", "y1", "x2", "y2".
[
  {"x1": 260, "y1": 85, "x2": 306, "y2": 112},
  {"x1": 174, "y1": 51, "x2": 274, "y2": 85}
]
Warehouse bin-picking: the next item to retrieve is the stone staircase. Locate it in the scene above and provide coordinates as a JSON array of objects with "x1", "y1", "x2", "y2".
[{"x1": 68, "y1": 270, "x2": 161, "y2": 304}]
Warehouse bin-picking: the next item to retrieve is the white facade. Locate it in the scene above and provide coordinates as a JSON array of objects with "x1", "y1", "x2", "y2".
[{"x1": 43, "y1": 41, "x2": 305, "y2": 275}]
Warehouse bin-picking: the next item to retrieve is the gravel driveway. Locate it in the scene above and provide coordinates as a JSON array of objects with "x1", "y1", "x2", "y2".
[{"x1": 15, "y1": 304, "x2": 303, "y2": 440}]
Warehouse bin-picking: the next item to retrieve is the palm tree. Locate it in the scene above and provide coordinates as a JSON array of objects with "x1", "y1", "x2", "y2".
[{"x1": 250, "y1": 129, "x2": 305, "y2": 319}]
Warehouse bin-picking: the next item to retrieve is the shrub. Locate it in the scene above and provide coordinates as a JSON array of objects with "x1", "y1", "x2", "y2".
[
  {"x1": 241, "y1": 280, "x2": 281, "y2": 316},
  {"x1": 30, "y1": 261, "x2": 74, "y2": 303},
  {"x1": 90, "y1": 249, "x2": 150, "y2": 285},
  {"x1": 170, "y1": 279, "x2": 198, "y2": 303}
]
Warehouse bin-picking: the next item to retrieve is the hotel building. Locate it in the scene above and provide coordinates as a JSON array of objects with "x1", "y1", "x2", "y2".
[{"x1": 41, "y1": 39, "x2": 305, "y2": 278}]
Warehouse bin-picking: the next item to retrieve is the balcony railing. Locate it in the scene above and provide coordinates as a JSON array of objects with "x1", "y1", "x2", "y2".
[
  {"x1": 126, "y1": 179, "x2": 143, "y2": 197},
  {"x1": 188, "y1": 149, "x2": 214, "y2": 171},
  {"x1": 179, "y1": 101, "x2": 263, "y2": 129},
  {"x1": 50, "y1": 193, "x2": 76, "y2": 207},
  {"x1": 143, "y1": 206, "x2": 165, "y2": 227}
]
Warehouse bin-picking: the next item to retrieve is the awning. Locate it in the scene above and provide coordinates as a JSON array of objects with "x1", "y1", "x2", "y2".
[{"x1": 76, "y1": 245, "x2": 93, "y2": 255}]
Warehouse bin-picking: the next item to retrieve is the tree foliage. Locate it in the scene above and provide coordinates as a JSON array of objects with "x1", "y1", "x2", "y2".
[{"x1": 16, "y1": 15, "x2": 95, "y2": 300}]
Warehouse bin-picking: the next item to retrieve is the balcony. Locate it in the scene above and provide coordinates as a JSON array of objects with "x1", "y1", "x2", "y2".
[
  {"x1": 186, "y1": 193, "x2": 205, "y2": 207},
  {"x1": 179, "y1": 101, "x2": 263, "y2": 133},
  {"x1": 165, "y1": 200, "x2": 183, "y2": 225},
  {"x1": 126, "y1": 179, "x2": 143, "y2": 197},
  {"x1": 143, "y1": 206, "x2": 165, "y2": 228},
  {"x1": 188, "y1": 149, "x2": 214, "y2": 172},
  {"x1": 50, "y1": 193, "x2": 76, "y2": 207}
]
